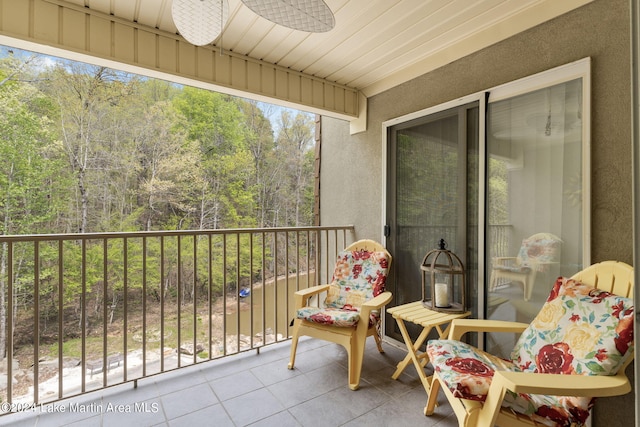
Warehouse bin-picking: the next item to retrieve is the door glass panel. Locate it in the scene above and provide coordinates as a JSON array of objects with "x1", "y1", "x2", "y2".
[
  {"x1": 385, "y1": 105, "x2": 479, "y2": 343},
  {"x1": 486, "y1": 79, "x2": 584, "y2": 356}
]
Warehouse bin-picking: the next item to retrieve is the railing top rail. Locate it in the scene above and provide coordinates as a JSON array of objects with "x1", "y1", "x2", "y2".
[{"x1": 0, "y1": 225, "x2": 355, "y2": 243}]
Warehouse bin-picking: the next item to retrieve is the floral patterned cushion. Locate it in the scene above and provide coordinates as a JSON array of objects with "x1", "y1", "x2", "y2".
[
  {"x1": 426, "y1": 276, "x2": 634, "y2": 427},
  {"x1": 492, "y1": 234, "x2": 561, "y2": 275},
  {"x1": 295, "y1": 248, "x2": 390, "y2": 327},
  {"x1": 516, "y1": 235, "x2": 561, "y2": 270},
  {"x1": 427, "y1": 340, "x2": 595, "y2": 426},
  {"x1": 296, "y1": 306, "x2": 362, "y2": 327},
  {"x1": 511, "y1": 277, "x2": 634, "y2": 376},
  {"x1": 427, "y1": 340, "x2": 519, "y2": 400}
]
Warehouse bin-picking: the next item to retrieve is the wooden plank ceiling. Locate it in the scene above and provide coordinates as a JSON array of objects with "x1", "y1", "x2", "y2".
[{"x1": 0, "y1": 0, "x2": 593, "y2": 126}]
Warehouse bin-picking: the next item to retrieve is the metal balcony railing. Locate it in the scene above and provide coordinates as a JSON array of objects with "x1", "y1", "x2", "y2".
[{"x1": 0, "y1": 226, "x2": 355, "y2": 411}]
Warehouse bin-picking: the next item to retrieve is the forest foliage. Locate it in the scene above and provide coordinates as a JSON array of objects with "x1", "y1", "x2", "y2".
[
  {"x1": 0, "y1": 48, "x2": 318, "y2": 358},
  {"x1": 0, "y1": 49, "x2": 316, "y2": 237}
]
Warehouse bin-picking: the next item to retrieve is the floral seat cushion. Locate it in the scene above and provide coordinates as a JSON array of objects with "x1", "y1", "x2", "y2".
[
  {"x1": 427, "y1": 340, "x2": 595, "y2": 426},
  {"x1": 493, "y1": 235, "x2": 562, "y2": 274},
  {"x1": 493, "y1": 264, "x2": 532, "y2": 273},
  {"x1": 296, "y1": 306, "x2": 363, "y2": 327},
  {"x1": 295, "y1": 248, "x2": 390, "y2": 327},
  {"x1": 426, "y1": 276, "x2": 634, "y2": 427},
  {"x1": 427, "y1": 340, "x2": 519, "y2": 401}
]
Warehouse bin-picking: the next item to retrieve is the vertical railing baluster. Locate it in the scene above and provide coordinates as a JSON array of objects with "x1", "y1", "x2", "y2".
[
  {"x1": 207, "y1": 235, "x2": 213, "y2": 359},
  {"x1": 33, "y1": 241, "x2": 39, "y2": 403},
  {"x1": 58, "y1": 240, "x2": 64, "y2": 399},
  {"x1": 193, "y1": 236, "x2": 197, "y2": 365},
  {"x1": 81, "y1": 239, "x2": 86, "y2": 393},
  {"x1": 235, "y1": 233, "x2": 240, "y2": 354},
  {"x1": 177, "y1": 235, "x2": 182, "y2": 367},
  {"x1": 284, "y1": 232, "x2": 289, "y2": 342},
  {"x1": 102, "y1": 239, "x2": 108, "y2": 387},
  {"x1": 325, "y1": 229, "x2": 330, "y2": 286},
  {"x1": 287, "y1": 232, "x2": 296, "y2": 338},
  {"x1": 142, "y1": 237, "x2": 147, "y2": 376},
  {"x1": 313, "y1": 230, "x2": 318, "y2": 294},
  {"x1": 274, "y1": 230, "x2": 279, "y2": 340},
  {"x1": 222, "y1": 234, "x2": 227, "y2": 356},
  {"x1": 160, "y1": 236, "x2": 165, "y2": 372},
  {"x1": 123, "y1": 238, "x2": 128, "y2": 382},
  {"x1": 6, "y1": 241, "x2": 13, "y2": 404},
  {"x1": 249, "y1": 233, "x2": 254, "y2": 349},
  {"x1": 305, "y1": 230, "x2": 316, "y2": 288},
  {"x1": 296, "y1": 230, "x2": 300, "y2": 292},
  {"x1": 261, "y1": 232, "x2": 266, "y2": 347}
]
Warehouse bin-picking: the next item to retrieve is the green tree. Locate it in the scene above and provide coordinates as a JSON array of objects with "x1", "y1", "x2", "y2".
[
  {"x1": 172, "y1": 89, "x2": 256, "y2": 229},
  {"x1": 273, "y1": 111, "x2": 315, "y2": 226},
  {"x1": 130, "y1": 101, "x2": 199, "y2": 230},
  {"x1": 488, "y1": 158, "x2": 509, "y2": 225},
  {"x1": 238, "y1": 100, "x2": 276, "y2": 227},
  {"x1": 0, "y1": 64, "x2": 61, "y2": 358},
  {"x1": 40, "y1": 64, "x2": 138, "y2": 233}
]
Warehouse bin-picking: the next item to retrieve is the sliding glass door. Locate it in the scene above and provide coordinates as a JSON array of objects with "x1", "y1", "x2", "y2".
[
  {"x1": 485, "y1": 74, "x2": 588, "y2": 356},
  {"x1": 384, "y1": 102, "x2": 480, "y2": 343},
  {"x1": 383, "y1": 59, "x2": 590, "y2": 352}
]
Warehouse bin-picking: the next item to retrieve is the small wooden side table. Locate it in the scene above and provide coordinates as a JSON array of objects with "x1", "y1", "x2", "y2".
[{"x1": 388, "y1": 301, "x2": 471, "y2": 397}]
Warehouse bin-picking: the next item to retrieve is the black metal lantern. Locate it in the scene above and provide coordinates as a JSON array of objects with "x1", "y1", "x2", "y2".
[{"x1": 421, "y1": 239, "x2": 467, "y2": 313}]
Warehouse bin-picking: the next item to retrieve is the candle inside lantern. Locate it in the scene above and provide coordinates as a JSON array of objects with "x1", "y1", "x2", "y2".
[{"x1": 435, "y1": 282, "x2": 449, "y2": 307}]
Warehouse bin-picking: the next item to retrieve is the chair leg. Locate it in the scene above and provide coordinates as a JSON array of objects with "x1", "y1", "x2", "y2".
[
  {"x1": 373, "y1": 329, "x2": 385, "y2": 353},
  {"x1": 288, "y1": 320, "x2": 301, "y2": 370},
  {"x1": 489, "y1": 271, "x2": 497, "y2": 292},
  {"x1": 524, "y1": 271, "x2": 536, "y2": 301},
  {"x1": 476, "y1": 376, "x2": 509, "y2": 427},
  {"x1": 425, "y1": 374, "x2": 441, "y2": 415},
  {"x1": 348, "y1": 325, "x2": 370, "y2": 390},
  {"x1": 347, "y1": 343, "x2": 361, "y2": 390}
]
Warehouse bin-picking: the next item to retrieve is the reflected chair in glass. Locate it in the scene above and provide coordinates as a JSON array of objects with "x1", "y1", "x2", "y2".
[
  {"x1": 287, "y1": 239, "x2": 392, "y2": 390},
  {"x1": 425, "y1": 261, "x2": 634, "y2": 427},
  {"x1": 489, "y1": 232, "x2": 562, "y2": 301}
]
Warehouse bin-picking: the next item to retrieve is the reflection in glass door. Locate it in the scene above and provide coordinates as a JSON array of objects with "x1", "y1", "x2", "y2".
[
  {"x1": 486, "y1": 79, "x2": 586, "y2": 356},
  {"x1": 385, "y1": 103, "x2": 479, "y2": 343}
]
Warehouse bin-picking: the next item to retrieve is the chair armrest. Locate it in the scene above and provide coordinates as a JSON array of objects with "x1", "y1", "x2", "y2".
[
  {"x1": 449, "y1": 319, "x2": 529, "y2": 340},
  {"x1": 293, "y1": 284, "x2": 330, "y2": 309},
  {"x1": 361, "y1": 291, "x2": 392, "y2": 312},
  {"x1": 492, "y1": 370, "x2": 632, "y2": 397},
  {"x1": 358, "y1": 291, "x2": 392, "y2": 329},
  {"x1": 493, "y1": 257, "x2": 517, "y2": 265}
]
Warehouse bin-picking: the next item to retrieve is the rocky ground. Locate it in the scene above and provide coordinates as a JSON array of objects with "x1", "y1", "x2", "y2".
[{"x1": 0, "y1": 292, "x2": 284, "y2": 406}]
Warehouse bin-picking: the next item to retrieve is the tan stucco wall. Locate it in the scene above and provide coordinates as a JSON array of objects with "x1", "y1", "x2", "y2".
[
  {"x1": 320, "y1": 0, "x2": 633, "y2": 423},
  {"x1": 321, "y1": 0, "x2": 632, "y2": 263}
]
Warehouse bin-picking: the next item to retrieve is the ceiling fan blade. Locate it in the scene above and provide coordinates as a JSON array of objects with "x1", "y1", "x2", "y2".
[
  {"x1": 172, "y1": 0, "x2": 230, "y2": 46},
  {"x1": 241, "y1": 0, "x2": 335, "y2": 33}
]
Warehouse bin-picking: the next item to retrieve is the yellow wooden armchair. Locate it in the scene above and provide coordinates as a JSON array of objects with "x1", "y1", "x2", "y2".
[
  {"x1": 489, "y1": 232, "x2": 562, "y2": 301},
  {"x1": 426, "y1": 261, "x2": 634, "y2": 427},
  {"x1": 287, "y1": 239, "x2": 392, "y2": 390}
]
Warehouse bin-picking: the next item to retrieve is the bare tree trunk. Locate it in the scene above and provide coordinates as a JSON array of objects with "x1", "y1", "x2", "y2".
[
  {"x1": 78, "y1": 167, "x2": 88, "y2": 233},
  {"x1": 109, "y1": 294, "x2": 118, "y2": 324}
]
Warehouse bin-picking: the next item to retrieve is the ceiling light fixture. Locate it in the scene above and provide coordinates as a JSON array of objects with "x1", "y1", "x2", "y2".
[
  {"x1": 240, "y1": 0, "x2": 335, "y2": 33},
  {"x1": 172, "y1": 0, "x2": 229, "y2": 46}
]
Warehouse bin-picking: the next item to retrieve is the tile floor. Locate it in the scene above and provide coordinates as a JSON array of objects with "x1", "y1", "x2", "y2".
[{"x1": 0, "y1": 337, "x2": 458, "y2": 427}]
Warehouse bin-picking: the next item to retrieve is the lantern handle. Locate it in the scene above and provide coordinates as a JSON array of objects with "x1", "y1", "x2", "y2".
[{"x1": 438, "y1": 238, "x2": 447, "y2": 250}]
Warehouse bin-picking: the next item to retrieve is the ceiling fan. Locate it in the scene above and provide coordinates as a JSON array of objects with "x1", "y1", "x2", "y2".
[{"x1": 172, "y1": 0, "x2": 335, "y2": 47}]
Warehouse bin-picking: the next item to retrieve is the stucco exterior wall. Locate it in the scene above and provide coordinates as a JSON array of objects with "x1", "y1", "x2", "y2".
[
  {"x1": 320, "y1": 0, "x2": 633, "y2": 423},
  {"x1": 321, "y1": 0, "x2": 632, "y2": 263}
]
